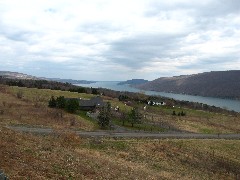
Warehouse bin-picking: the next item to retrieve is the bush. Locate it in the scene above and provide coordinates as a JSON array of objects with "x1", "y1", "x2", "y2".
[
  {"x1": 48, "y1": 96, "x2": 57, "y2": 108},
  {"x1": 65, "y1": 99, "x2": 79, "y2": 113},
  {"x1": 98, "y1": 102, "x2": 111, "y2": 128},
  {"x1": 56, "y1": 96, "x2": 66, "y2": 109},
  {"x1": 91, "y1": 88, "x2": 98, "y2": 95},
  {"x1": 128, "y1": 107, "x2": 142, "y2": 127},
  {"x1": 16, "y1": 90, "x2": 23, "y2": 99}
]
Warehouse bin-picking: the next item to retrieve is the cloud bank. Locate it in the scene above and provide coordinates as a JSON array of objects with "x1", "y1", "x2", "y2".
[{"x1": 0, "y1": 0, "x2": 239, "y2": 80}]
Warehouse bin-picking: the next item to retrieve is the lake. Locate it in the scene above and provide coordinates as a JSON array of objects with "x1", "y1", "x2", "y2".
[{"x1": 75, "y1": 81, "x2": 240, "y2": 112}]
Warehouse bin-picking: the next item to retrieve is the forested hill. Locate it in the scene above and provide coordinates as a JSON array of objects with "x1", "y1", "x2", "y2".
[
  {"x1": 117, "y1": 79, "x2": 149, "y2": 85},
  {"x1": 0, "y1": 71, "x2": 95, "y2": 84},
  {"x1": 0, "y1": 71, "x2": 39, "y2": 80},
  {"x1": 136, "y1": 70, "x2": 240, "y2": 100}
]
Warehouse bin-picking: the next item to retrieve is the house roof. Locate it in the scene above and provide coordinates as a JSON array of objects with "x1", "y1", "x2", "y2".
[
  {"x1": 79, "y1": 96, "x2": 106, "y2": 107},
  {"x1": 64, "y1": 96, "x2": 106, "y2": 108}
]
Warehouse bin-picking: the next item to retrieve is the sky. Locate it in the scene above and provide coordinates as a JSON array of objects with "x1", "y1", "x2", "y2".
[{"x1": 0, "y1": 0, "x2": 240, "y2": 81}]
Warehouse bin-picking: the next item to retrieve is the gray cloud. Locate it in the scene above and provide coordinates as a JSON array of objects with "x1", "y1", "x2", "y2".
[
  {"x1": 146, "y1": 0, "x2": 240, "y2": 17},
  {"x1": 104, "y1": 33, "x2": 187, "y2": 69},
  {"x1": 178, "y1": 55, "x2": 240, "y2": 74},
  {"x1": 0, "y1": 0, "x2": 239, "y2": 80}
]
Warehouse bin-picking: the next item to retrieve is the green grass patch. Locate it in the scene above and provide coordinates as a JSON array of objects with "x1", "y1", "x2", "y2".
[
  {"x1": 199, "y1": 128, "x2": 217, "y2": 134},
  {"x1": 84, "y1": 140, "x2": 129, "y2": 151},
  {"x1": 78, "y1": 110, "x2": 99, "y2": 129},
  {"x1": 151, "y1": 105, "x2": 216, "y2": 118},
  {"x1": 108, "y1": 100, "x2": 132, "y2": 113},
  {"x1": 52, "y1": 164, "x2": 69, "y2": 176},
  {"x1": 112, "y1": 118, "x2": 166, "y2": 132},
  {"x1": 9, "y1": 86, "x2": 94, "y2": 104}
]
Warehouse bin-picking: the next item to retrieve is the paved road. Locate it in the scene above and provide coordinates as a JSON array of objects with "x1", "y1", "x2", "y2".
[{"x1": 7, "y1": 126, "x2": 240, "y2": 140}]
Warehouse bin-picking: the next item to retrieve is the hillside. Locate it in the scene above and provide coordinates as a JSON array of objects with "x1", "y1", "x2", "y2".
[
  {"x1": 1, "y1": 84, "x2": 240, "y2": 179},
  {"x1": 117, "y1": 79, "x2": 149, "y2": 85},
  {"x1": 136, "y1": 70, "x2": 240, "y2": 99},
  {"x1": 0, "y1": 71, "x2": 95, "y2": 84},
  {"x1": 47, "y1": 78, "x2": 96, "y2": 84},
  {"x1": 0, "y1": 71, "x2": 40, "y2": 80}
]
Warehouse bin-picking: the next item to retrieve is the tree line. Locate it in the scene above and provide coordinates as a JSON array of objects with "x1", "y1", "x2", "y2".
[
  {"x1": 48, "y1": 96, "x2": 79, "y2": 113},
  {"x1": 98, "y1": 105, "x2": 143, "y2": 129}
]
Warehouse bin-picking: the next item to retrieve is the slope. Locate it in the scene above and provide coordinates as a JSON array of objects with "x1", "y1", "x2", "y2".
[{"x1": 137, "y1": 70, "x2": 240, "y2": 99}]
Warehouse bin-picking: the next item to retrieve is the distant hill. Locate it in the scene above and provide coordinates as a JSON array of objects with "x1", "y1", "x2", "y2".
[
  {"x1": 47, "y1": 78, "x2": 96, "y2": 84},
  {"x1": 136, "y1": 70, "x2": 240, "y2": 100},
  {"x1": 0, "y1": 71, "x2": 40, "y2": 80},
  {"x1": 0, "y1": 71, "x2": 95, "y2": 84},
  {"x1": 117, "y1": 79, "x2": 149, "y2": 85}
]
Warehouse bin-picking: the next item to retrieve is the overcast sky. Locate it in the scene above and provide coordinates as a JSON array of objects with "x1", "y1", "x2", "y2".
[{"x1": 0, "y1": 0, "x2": 240, "y2": 80}]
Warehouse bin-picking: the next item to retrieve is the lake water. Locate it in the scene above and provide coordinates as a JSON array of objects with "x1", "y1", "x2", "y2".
[{"x1": 76, "y1": 81, "x2": 240, "y2": 112}]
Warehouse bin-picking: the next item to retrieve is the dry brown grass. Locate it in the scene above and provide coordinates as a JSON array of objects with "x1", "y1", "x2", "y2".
[
  {"x1": 0, "y1": 85, "x2": 95, "y2": 131},
  {"x1": 1, "y1": 126, "x2": 240, "y2": 179},
  {"x1": 143, "y1": 105, "x2": 240, "y2": 134},
  {"x1": 0, "y1": 127, "x2": 163, "y2": 179},
  {"x1": 1, "y1": 84, "x2": 240, "y2": 179},
  {"x1": 85, "y1": 138, "x2": 240, "y2": 179}
]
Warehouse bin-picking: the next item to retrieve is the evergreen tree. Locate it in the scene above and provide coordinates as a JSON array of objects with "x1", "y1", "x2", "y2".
[
  {"x1": 48, "y1": 96, "x2": 57, "y2": 108},
  {"x1": 91, "y1": 88, "x2": 98, "y2": 95},
  {"x1": 77, "y1": 87, "x2": 86, "y2": 93},
  {"x1": 149, "y1": 100, "x2": 154, "y2": 106},
  {"x1": 65, "y1": 99, "x2": 79, "y2": 113},
  {"x1": 128, "y1": 107, "x2": 142, "y2": 127},
  {"x1": 118, "y1": 94, "x2": 128, "y2": 101},
  {"x1": 56, "y1": 96, "x2": 66, "y2": 109},
  {"x1": 98, "y1": 102, "x2": 111, "y2": 128},
  {"x1": 181, "y1": 111, "x2": 186, "y2": 116},
  {"x1": 172, "y1": 110, "x2": 176, "y2": 115}
]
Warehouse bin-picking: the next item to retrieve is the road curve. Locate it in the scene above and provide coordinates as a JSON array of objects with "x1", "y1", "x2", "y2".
[{"x1": 7, "y1": 126, "x2": 240, "y2": 140}]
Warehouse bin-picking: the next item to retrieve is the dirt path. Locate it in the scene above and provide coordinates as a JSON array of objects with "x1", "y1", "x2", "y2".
[{"x1": 7, "y1": 126, "x2": 240, "y2": 140}]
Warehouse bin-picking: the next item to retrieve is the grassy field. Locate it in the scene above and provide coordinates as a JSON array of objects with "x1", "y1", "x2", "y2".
[
  {"x1": 1, "y1": 84, "x2": 240, "y2": 179},
  {"x1": 5, "y1": 85, "x2": 240, "y2": 134},
  {"x1": 0, "y1": 85, "x2": 96, "y2": 130},
  {"x1": 140, "y1": 105, "x2": 240, "y2": 134},
  {"x1": 1, "y1": 127, "x2": 240, "y2": 179}
]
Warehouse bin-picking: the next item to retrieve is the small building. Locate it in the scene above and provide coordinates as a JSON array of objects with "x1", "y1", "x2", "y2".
[
  {"x1": 65, "y1": 96, "x2": 106, "y2": 111},
  {"x1": 156, "y1": 102, "x2": 166, "y2": 106},
  {"x1": 79, "y1": 96, "x2": 106, "y2": 111},
  {"x1": 147, "y1": 100, "x2": 166, "y2": 106}
]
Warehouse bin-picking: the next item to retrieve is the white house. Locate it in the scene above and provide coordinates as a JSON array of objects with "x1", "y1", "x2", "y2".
[{"x1": 147, "y1": 100, "x2": 166, "y2": 106}]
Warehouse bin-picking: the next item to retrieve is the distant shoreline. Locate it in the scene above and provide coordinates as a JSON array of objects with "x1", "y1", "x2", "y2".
[{"x1": 76, "y1": 81, "x2": 240, "y2": 112}]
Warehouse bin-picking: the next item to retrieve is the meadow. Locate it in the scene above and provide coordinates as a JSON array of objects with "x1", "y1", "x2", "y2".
[{"x1": 0, "y1": 84, "x2": 240, "y2": 179}]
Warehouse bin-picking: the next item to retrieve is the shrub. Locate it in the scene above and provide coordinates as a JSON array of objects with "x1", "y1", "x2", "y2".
[
  {"x1": 65, "y1": 99, "x2": 79, "y2": 113},
  {"x1": 16, "y1": 90, "x2": 23, "y2": 99},
  {"x1": 48, "y1": 96, "x2": 57, "y2": 108},
  {"x1": 56, "y1": 96, "x2": 66, "y2": 109}
]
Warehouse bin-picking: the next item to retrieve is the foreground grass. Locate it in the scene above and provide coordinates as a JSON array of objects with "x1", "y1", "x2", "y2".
[{"x1": 1, "y1": 127, "x2": 240, "y2": 179}]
